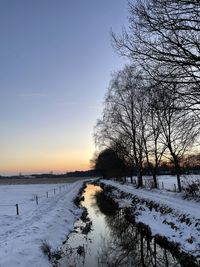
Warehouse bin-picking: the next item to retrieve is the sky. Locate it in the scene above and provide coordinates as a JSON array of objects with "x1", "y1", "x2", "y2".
[{"x1": 0, "y1": 0, "x2": 128, "y2": 175}]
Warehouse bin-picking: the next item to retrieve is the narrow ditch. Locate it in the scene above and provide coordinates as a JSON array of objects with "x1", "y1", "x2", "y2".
[{"x1": 53, "y1": 183, "x2": 199, "y2": 267}]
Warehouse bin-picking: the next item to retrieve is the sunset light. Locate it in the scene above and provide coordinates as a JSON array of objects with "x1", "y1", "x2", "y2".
[{"x1": 0, "y1": 0, "x2": 127, "y2": 175}]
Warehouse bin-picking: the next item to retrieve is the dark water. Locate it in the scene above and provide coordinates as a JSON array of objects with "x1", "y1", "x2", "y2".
[{"x1": 59, "y1": 184, "x2": 185, "y2": 267}]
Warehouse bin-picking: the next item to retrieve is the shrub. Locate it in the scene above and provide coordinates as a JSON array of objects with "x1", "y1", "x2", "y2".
[
  {"x1": 182, "y1": 179, "x2": 200, "y2": 198},
  {"x1": 144, "y1": 178, "x2": 155, "y2": 189},
  {"x1": 40, "y1": 240, "x2": 51, "y2": 259}
]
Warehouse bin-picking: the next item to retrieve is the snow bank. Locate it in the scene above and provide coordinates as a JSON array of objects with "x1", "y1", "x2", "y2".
[
  {"x1": 101, "y1": 179, "x2": 200, "y2": 259},
  {"x1": 0, "y1": 181, "x2": 83, "y2": 267}
]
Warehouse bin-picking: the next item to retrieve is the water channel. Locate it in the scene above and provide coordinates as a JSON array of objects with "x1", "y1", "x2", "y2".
[{"x1": 58, "y1": 184, "x2": 193, "y2": 267}]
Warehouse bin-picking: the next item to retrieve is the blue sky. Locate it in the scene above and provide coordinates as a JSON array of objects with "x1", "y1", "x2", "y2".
[{"x1": 0, "y1": 0, "x2": 128, "y2": 175}]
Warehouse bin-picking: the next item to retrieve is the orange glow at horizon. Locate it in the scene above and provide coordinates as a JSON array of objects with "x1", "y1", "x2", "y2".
[
  {"x1": 0, "y1": 161, "x2": 91, "y2": 175},
  {"x1": 0, "y1": 150, "x2": 93, "y2": 175}
]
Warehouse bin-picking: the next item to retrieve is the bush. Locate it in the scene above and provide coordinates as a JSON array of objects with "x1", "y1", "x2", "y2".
[
  {"x1": 40, "y1": 240, "x2": 51, "y2": 259},
  {"x1": 182, "y1": 179, "x2": 200, "y2": 198},
  {"x1": 144, "y1": 178, "x2": 155, "y2": 189}
]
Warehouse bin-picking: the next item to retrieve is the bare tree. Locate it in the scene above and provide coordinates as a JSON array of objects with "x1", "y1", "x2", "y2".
[
  {"x1": 153, "y1": 83, "x2": 199, "y2": 192},
  {"x1": 142, "y1": 86, "x2": 166, "y2": 188},
  {"x1": 94, "y1": 65, "x2": 146, "y2": 187},
  {"x1": 112, "y1": 0, "x2": 200, "y2": 110},
  {"x1": 109, "y1": 138, "x2": 136, "y2": 183}
]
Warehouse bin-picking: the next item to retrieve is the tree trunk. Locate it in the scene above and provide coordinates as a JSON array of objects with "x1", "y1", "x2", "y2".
[
  {"x1": 174, "y1": 160, "x2": 182, "y2": 192},
  {"x1": 169, "y1": 148, "x2": 182, "y2": 192},
  {"x1": 137, "y1": 169, "x2": 143, "y2": 188},
  {"x1": 175, "y1": 165, "x2": 182, "y2": 192},
  {"x1": 152, "y1": 171, "x2": 158, "y2": 189}
]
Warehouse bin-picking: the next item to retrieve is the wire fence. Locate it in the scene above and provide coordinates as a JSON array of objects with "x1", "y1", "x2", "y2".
[
  {"x1": 0, "y1": 180, "x2": 180, "y2": 216},
  {"x1": 0, "y1": 184, "x2": 70, "y2": 215},
  {"x1": 127, "y1": 177, "x2": 179, "y2": 192},
  {"x1": 143, "y1": 179, "x2": 178, "y2": 192}
]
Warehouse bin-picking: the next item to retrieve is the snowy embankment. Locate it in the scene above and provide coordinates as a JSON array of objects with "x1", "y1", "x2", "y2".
[
  {"x1": 101, "y1": 179, "x2": 200, "y2": 260},
  {"x1": 0, "y1": 181, "x2": 84, "y2": 267}
]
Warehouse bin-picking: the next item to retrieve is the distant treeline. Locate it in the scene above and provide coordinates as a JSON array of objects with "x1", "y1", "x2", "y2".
[{"x1": 0, "y1": 170, "x2": 97, "y2": 179}]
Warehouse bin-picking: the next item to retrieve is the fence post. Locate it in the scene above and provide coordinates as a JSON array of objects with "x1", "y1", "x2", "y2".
[
  {"x1": 16, "y1": 204, "x2": 19, "y2": 215},
  {"x1": 162, "y1": 182, "x2": 164, "y2": 190},
  {"x1": 59, "y1": 186, "x2": 61, "y2": 192},
  {"x1": 36, "y1": 195, "x2": 38, "y2": 205},
  {"x1": 46, "y1": 192, "x2": 48, "y2": 198},
  {"x1": 54, "y1": 189, "x2": 56, "y2": 195},
  {"x1": 174, "y1": 184, "x2": 176, "y2": 192}
]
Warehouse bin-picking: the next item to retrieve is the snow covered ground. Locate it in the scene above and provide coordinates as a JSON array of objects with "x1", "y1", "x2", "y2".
[
  {"x1": 1, "y1": 175, "x2": 199, "y2": 266},
  {"x1": 101, "y1": 179, "x2": 200, "y2": 261},
  {"x1": 0, "y1": 181, "x2": 84, "y2": 267},
  {"x1": 127, "y1": 174, "x2": 200, "y2": 191}
]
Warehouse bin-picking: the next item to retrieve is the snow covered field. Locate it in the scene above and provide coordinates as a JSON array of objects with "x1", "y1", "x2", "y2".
[
  {"x1": 0, "y1": 181, "x2": 84, "y2": 267},
  {"x1": 101, "y1": 179, "x2": 200, "y2": 261},
  {"x1": 156, "y1": 174, "x2": 200, "y2": 191},
  {"x1": 128, "y1": 174, "x2": 200, "y2": 191}
]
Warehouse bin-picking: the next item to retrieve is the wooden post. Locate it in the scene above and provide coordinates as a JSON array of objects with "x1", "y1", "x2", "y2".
[
  {"x1": 162, "y1": 182, "x2": 164, "y2": 190},
  {"x1": 16, "y1": 204, "x2": 19, "y2": 215},
  {"x1": 174, "y1": 184, "x2": 176, "y2": 192},
  {"x1": 36, "y1": 195, "x2": 38, "y2": 205},
  {"x1": 46, "y1": 192, "x2": 48, "y2": 198},
  {"x1": 59, "y1": 186, "x2": 61, "y2": 192},
  {"x1": 54, "y1": 189, "x2": 56, "y2": 195}
]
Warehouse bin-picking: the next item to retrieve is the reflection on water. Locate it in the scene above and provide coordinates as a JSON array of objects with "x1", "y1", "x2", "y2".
[
  {"x1": 97, "y1": 209, "x2": 180, "y2": 267},
  {"x1": 59, "y1": 184, "x2": 188, "y2": 267}
]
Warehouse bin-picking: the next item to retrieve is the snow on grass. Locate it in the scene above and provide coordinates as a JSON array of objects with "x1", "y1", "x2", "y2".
[
  {"x1": 127, "y1": 174, "x2": 200, "y2": 191},
  {"x1": 101, "y1": 179, "x2": 200, "y2": 259},
  {"x1": 0, "y1": 181, "x2": 84, "y2": 267},
  {"x1": 156, "y1": 174, "x2": 200, "y2": 191}
]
